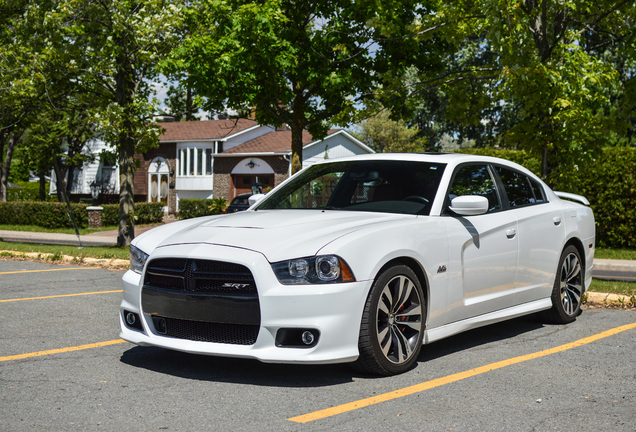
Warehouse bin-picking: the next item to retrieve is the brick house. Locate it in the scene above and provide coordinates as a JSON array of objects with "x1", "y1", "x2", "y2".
[{"x1": 55, "y1": 119, "x2": 374, "y2": 214}]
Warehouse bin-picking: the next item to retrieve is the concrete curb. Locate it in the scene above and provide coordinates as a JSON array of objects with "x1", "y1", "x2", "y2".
[
  {"x1": 593, "y1": 258, "x2": 636, "y2": 272},
  {"x1": 586, "y1": 291, "x2": 634, "y2": 304}
]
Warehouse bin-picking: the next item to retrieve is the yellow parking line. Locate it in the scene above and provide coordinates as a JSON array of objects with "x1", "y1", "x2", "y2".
[
  {"x1": 0, "y1": 267, "x2": 98, "y2": 275},
  {"x1": 0, "y1": 339, "x2": 126, "y2": 362},
  {"x1": 288, "y1": 322, "x2": 636, "y2": 423},
  {"x1": 0, "y1": 290, "x2": 123, "y2": 303}
]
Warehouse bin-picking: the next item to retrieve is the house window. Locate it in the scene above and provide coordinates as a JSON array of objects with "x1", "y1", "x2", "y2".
[
  {"x1": 188, "y1": 148, "x2": 195, "y2": 175},
  {"x1": 177, "y1": 145, "x2": 215, "y2": 177},
  {"x1": 205, "y1": 148, "x2": 213, "y2": 175},
  {"x1": 197, "y1": 148, "x2": 203, "y2": 175}
]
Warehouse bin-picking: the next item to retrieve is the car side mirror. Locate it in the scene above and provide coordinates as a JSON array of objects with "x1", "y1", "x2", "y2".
[
  {"x1": 449, "y1": 195, "x2": 489, "y2": 216},
  {"x1": 248, "y1": 193, "x2": 266, "y2": 207}
]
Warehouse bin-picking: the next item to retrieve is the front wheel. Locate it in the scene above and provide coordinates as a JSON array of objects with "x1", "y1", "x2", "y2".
[
  {"x1": 353, "y1": 265, "x2": 425, "y2": 376},
  {"x1": 543, "y1": 245, "x2": 584, "y2": 324}
]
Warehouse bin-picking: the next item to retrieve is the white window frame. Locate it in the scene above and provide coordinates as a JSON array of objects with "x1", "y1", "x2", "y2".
[{"x1": 176, "y1": 142, "x2": 217, "y2": 177}]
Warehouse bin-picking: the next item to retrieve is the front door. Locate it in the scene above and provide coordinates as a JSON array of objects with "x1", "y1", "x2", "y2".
[
  {"x1": 150, "y1": 173, "x2": 169, "y2": 206},
  {"x1": 149, "y1": 158, "x2": 169, "y2": 212},
  {"x1": 444, "y1": 164, "x2": 519, "y2": 322}
]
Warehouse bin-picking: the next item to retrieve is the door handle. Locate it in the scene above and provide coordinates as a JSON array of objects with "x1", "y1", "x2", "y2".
[
  {"x1": 505, "y1": 228, "x2": 516, "y2": 239},
  {"x1": 553, "y1": 216, "x2": 562, "y2": 226}
]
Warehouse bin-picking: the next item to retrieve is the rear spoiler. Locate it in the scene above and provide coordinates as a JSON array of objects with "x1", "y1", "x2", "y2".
[{"x1": 554, "y1": 191, "x2": 590, "y2": 206}]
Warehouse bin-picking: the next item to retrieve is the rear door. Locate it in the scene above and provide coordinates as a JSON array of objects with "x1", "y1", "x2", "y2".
[{"x1": 493, "y1": 166, "x2": 565, "y2": 303}]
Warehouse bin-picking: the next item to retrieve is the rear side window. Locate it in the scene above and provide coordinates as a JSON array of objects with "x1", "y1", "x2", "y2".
[{"x1": 495, "y1": 166, "x2": 545, "y2": 208}]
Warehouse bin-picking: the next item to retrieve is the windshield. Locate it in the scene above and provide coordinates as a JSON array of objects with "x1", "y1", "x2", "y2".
[{"x1": 257, "y1": 160, "x2": 446, "y2": 215}]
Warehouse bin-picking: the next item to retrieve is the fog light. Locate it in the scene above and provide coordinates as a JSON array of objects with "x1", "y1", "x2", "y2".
[
  {"x1": 125, "y1": 312, "x2": 137, "y2": 326},
  {"x1": 301, "y1": 331, "x2": 315, "y2": 345},
  {"x1": 123, "y1": 310, "x2": 143, "y2": 331}
]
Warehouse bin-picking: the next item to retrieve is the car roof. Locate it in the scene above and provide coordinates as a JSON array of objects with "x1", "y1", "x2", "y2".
[{"x1": 314, "y1": 152, "x2": 517, "y2": 167}]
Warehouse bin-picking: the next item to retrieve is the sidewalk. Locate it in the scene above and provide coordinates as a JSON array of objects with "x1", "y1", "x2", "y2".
[
  {"x1": 0, "y1": 219, "x2": 172, "y2": 248},
  {"x1": 0, "y1": 229, "x2": 119, "y2": 247}
]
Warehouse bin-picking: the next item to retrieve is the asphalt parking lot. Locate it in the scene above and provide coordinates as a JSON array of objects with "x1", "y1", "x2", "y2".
[{"x1": 1, "y1": 259, "x2": 635, "y2": 432}]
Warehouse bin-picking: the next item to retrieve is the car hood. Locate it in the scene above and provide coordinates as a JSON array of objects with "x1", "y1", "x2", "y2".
[{"x1": 133, "y1": 210, "x2": 413, "y2": 262}]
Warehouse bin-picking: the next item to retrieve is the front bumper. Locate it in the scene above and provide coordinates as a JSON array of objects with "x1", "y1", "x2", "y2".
[{"x1": 119, "y1": 243, "x2": 370, "y2": 364}]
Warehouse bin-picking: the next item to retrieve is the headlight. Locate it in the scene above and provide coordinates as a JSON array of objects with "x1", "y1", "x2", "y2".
[
  {"x1": 272, "y1": 255, "x2": 355, "y2": 285},
  {"x1": 129, "y1": 245, "x2": 149, "y2": 274}
]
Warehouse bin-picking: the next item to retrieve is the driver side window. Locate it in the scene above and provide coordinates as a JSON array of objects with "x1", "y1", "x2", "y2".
[{"x1": 449, "y1": 165, "x2": 501, "y2": 213}]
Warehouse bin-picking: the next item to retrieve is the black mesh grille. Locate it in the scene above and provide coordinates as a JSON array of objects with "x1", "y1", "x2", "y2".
[
  {"x1": 142, "y1": 258, "x2": 261, "y2": 346},
  {"x1": 154, "y1": 316, "x2": 259, "y2": 345}
]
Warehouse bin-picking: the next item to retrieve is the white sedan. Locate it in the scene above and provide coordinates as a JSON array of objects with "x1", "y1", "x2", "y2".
[{"x1": 120, "y1": 153, "x2": 595, "y2": 375}]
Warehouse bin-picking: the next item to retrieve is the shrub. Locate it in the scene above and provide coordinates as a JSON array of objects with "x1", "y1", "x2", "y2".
[
  {"x1": 573, "y1": 147, "x2": 636, "y2": 248},
  {"x1": 0, "y1": 201, "x2": 164, "y2": 228},
  {"x1": 134, "y1": 202, "x2": 165, "y2": 224},
  {"x1": 177, "y1": 198, "x2": 227, "y2": 220},
  {"x1": 7, "y1": 181, "x2": 54, "y2": 202},
  {"x1": 0, "y1": 201, "x2": 88, "y2": 228}
]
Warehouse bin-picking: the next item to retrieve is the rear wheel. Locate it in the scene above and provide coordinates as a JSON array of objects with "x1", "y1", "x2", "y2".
[
  {"x1": 354, "y1": 265, "x2": 425, "y2": 376},
  {"x1": 543, "y1": 245, "x2": 584, "y2": 324}
]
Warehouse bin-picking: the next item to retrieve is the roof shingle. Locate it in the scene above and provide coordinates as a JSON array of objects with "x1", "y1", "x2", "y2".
[
  {"x1": 158, "y1": 119, "x2": 259, "y2": 141},
  {"x1": 222, "y1": 130, "x2": 315, "y2": 154}
]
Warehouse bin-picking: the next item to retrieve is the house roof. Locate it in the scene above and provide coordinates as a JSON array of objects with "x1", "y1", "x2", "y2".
[
  {"x1": 221, "y1": 129, "x2": 314, "y2": 154},
  {"x1": 222, "y1": 129, "x2": 342, "y2": 155},
  {"x1": 158, "y1": 119, "x2": 259, "y2": 142}
]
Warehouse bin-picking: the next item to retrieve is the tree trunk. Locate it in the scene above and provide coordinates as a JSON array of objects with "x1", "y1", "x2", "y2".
[
  {"x1": 115, "y1": 38, "x2": 136, "y2": 247},
  {"x1": 117, "y1": 129, "x2": 136, "y2": 247},
  {"x1": 38, "y1": 167, "x2": 46, "y2": 201},
  {"x1": 186, "y1": 84, "x2": 193, "y2": 121},
  {"x1": 542, "y1": 146, "x2": 549, "y2": 179},
  {"x1": 290, "y1": 85, "x2": 305, "y2": 175},
  {"x1": 0, "y1": 131, "x2": 22, "y2": 202},
  {"x1": 53, "y1": 156, "x2": 67, "y2": 203}
]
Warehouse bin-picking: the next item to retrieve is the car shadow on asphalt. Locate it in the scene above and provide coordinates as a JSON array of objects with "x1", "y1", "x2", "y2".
[
  {"x1": 119, "y1": 315, "x2": 545, "y2": 387},
  {"x1": 418, "y1": 315, "x2": 545, "y2": 363}
]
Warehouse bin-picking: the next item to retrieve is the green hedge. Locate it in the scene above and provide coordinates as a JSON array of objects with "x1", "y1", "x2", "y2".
[
  {"x1": 177, "y1": 198, "x2": 228, "y2": 220},
  {"x1": 573, "y1": 147, "x2": 636, "y2": 248},
  {"x1": 0, "y1": 201, "x2": 164, "y2": 228},
  {"x1": 7, "y1": 181, "x2": 55, "y2": 202},
  {"x1": 460, "y1": 147, "x2": 636, "y2": 249}
]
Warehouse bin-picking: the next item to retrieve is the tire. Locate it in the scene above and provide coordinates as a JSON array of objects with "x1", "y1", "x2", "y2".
[
  {"x1": 353, "y1": 265, "x2": 425, "y2": 376},
  {"x1": 543, "y1": 245, "x2": 584, "y2": 324}
]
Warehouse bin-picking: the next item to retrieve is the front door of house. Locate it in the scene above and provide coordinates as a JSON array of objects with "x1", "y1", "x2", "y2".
[{"x1": 149, "y1": 158, "x2": 169, "y2": 211}]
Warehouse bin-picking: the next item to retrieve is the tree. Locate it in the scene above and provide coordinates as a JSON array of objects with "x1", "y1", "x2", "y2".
[
  {"x1": 350, "y1": 110, "x2": 426, "y2": 153},
  {"x1": 159, "y1": 81, "x2": 203, "y2": 121},
  {"x1": 51, "y1": 0, "x2": 183, "y2": 245},
  {"x1": 167, "y1": 0, "x2": 443, "y2": 174},
  {"x1": 0, "y1": 0, "x2": 53, "y2": 201},
  {"x1": 406, "y1": 0, "x2": 635, "y2": 182},
  {"x1": 24, "y1": 100, "x2": 98, "y2": 202}
]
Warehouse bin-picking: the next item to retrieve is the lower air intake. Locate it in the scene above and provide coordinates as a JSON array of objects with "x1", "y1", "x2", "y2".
[{"x1": 153, "y1": 316, "x2": 259, "y2": 345}]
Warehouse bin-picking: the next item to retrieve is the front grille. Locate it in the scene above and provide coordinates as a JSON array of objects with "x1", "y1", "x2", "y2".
[
  {"x1": 142, "y1": 258, "x2": 261, "y2": 345},
  {"x1": 144, "y1": 258, "x2": 256, "y2": 294},
  {"x1": 153, "y1": 316, "x2": 259, "y2": 345}
]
